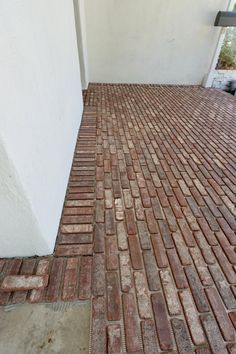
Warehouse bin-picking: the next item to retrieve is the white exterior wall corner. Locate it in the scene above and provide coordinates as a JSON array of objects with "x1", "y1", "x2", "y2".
[
  {"x1": 85, "y1": 0, "x2": 229, "y2": 85},
  {"x1": 0, "y1": 1, "x2": 83, "y2": 257},
  {"x1": 198, "y1": 0, "x2": 235, "y2": 87},
  {"x1": 74, "y1": 0, "x2": 90, "y2": 89}
]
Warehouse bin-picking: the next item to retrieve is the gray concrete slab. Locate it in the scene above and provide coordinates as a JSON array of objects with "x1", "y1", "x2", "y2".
[{"x1": 0, "y1": 301, "x2": 90, "y2": 354}]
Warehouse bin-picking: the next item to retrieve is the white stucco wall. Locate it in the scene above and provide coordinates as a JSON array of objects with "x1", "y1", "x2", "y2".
[
  {"x1": 0, "y1": 1, "x2": 83, "y2": 257},
  {"x1": 85, "y1": 0, "x2": 229, "y2": 84}
]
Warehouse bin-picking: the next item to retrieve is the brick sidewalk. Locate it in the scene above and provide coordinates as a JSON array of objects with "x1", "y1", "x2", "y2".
[{"x1": 1, "y1": 84, "x2": 236, "y2": 353}]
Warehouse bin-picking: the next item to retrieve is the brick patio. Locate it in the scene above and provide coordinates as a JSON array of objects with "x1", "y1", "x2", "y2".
[{"x1": 1, "y1": 84, "x2": 236, "y2": 353}]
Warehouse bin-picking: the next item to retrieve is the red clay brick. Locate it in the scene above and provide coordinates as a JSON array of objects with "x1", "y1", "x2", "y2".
[
  {"x1": 1, "y1": 275, "x2": 48, "y2": 292},
  {"x1": 106, "y1": 272, "x2": 121, "y2": 321},
  {"x1": 116, "y1": 221, "x2": 128, "y2": 250},
  {"x1": 146, "y1": 179, "x2": 156, "y2": 197},
  {"x1": 105, "y1": 236, "x2": 118, "y2": 270},
  {"x1": 119, "y1": 252, "x2": 133, "y2": 292},
  {"x1": 151, "y1": 196, "x2": 164, "y2": 219},
  {"x1": 145, "y1": 209, "x2": 159, "y2": 234},
  {"x1": 143, "y1": 250, "x2": 160, "y2": 291},
  {"x1": 173, "y1": 187, "x2": 187, "y2": 207},
  {"x1": 96, "y1": 199, "x2": 105, "y2": 222},
  {"x1": 195, "y1": 348, "x2": 211, "y2": 354},
  {"x1": 63, "y1": 207, "x2": 94, "y2": 215},
  {"x1": 78, "y1": 256, "x2": 92, "y2": 300},
  {"x1": 212, "y1": 245, "x2": 236, "y2": 284},
  {"x1": 134, "y1": 271, "x2": 152, "y2": 319},
  {"x1": 107, "y1": 324, "x2": 122, "y2": 354},
  {"x1": 91, "y1": 297, "x2": 106, "y2": 354},
  {"x1": 206, "y1": 287, "x2": 235, "y2": 341},
  {"x1": 151, "y1": 172, "x2": 161, "y2": 188},
  {"x1": 94, "y1": 223, "x2": 105, "y2": 253},
  {"x1": 128, "y1": 234, "x2": 143, "y2": 270},
  {"x1": 122, "y1": 293, "x2": 142, "y2": 352},
  {"x1": 201, "y1": 207, "x2": 220, "y2": 232},
  {"x1": 59, "y1": 233, "x2": 93, "y2": 244},
  {"x1": 191, "y1": 186, "x2": 205, "y2": 207},
  {"x1": 186, "y1": 196, "x2": 202, "y2": 218},
  {"x1": 158, "y1": 219, "x2": 174, "y2": 248},
  {"x1": 167, "y1": 248, "x2": 188, "y2": 288},
  {"x1": 194, "y1": 231, "x2": 215, "y2": 265},
  {"x1": 172, "y1": 231, "x2": 192, "y2": 265},
  {"x1": 152, "y1": 292, "x2": 174, "y2": 351},
  {"x1": 12, "y1": 258, "x2": 36, "y2": 303},
  {"x1": 137, "y1": 221, "x2": 152, "y2": 250},
  {"x1": 178, "y1": 218, "x2": 196, "y2": 247},
  {"x1": 204, "y1": 196, "x2": 221, "y2": 218},
  {"x1": 219, "y1": 205, "x2": 236, "y2": 230},
  {"x1": 56, "y1": 244, "x2": 93, "y2": 256},
  {"x1": 134, "y1": 198, "x2": 145, "y2": 220},
  {"x1": 160, "y1": 269, "x2": 181, "y2": 315},
  {"x1": 229, "y1": 312, "x2": 236, "y2": 328},
  {"x1": 227, "y1": 343, "x2": 236, "y2": 354},
  {"x1": 96, "y1": 181, "x2": 104, "y2": 199},
  {"x1": 113, "y1": 180, "x2": 122, "y2": 198},
  {"x1": 105, "y1": 209, "x2": 116, "y2": 235},
  {"x1": 182, "y1": 206, "x2": 200, "y2": 231},
  {"x1": 157, "y1": 187, "x2": 169, "y2": 207},
  {"x1": 61, "y1": 224, "x2": 93, "y2": 234},
  {"x1": 62, "y1": 258, "x2": 78, "y2": 301},
  {"x1": 179, "y1": 289, "x2": 206, "y2": 345},
  {"x1": 105, "y1": 189, "x2": 113, "y2": 209},
  {"x1": 190, "y1": 247, "x2": 213, "y2": 286},
  {"x1": 65, "y1": 200, "x2": 94, "y2": 207},
  {"x1": 62, "y1": 215, "x2": 93, "y2": 224},
  {"x1": 185, "y1": 266, "x2": 209, "y2": 313},
  {"x1": 215, "y1": 230, "x2": 236, "y2": 264},
  {"x1": 172, "y1": 318, "x2": 193, "y2": 354},
  {"x1": 179, "y1": 179, "x2": 191, "y2": 196},
  {"x1": 46, "y1": 258, "x2": 64, "y2": 302},
  {"x1": 197, "y1": 217, "x2": 218, "y2": 246},
  {"x1": 209, "y1": 264, "x2": 236, "y2": 310},
  {"x1": 125, "y1": 209, "x2": 137, "y2": 235},
  {"x1": 201, "y1": 314, "x2": 228, "y2": 354},
  {"x1": 169, "y1": 195, "x2": 183, "y2": 218},
  {"x1": 140, "y1": 188, "x2": 151, "y2": 207},
  {"x1": 151, "y1": 234, "x2": 168, "y2": 268},
  {"x1": 92, "y1": 254, "x2": 105, "y2": 296},
  {"x1": 136, "y1": 172, "x2": 146, "y2": 188},
  {"x1": 115, "y1": 198, "x2": 124, "y2": 220},
  {"x1": 141, "y1": 320, "x2": 159, "y2": 354},
  {"x1": 30, "y1": 259, "x2": 50, "y2": 303},
  {"x1": 217, "y1": 217, "x2": 236, "y2": 246}
]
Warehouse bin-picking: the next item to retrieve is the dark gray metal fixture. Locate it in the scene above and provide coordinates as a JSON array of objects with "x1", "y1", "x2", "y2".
[{"x1": 214, "y1": 11, "x2": 236, "y2": 27}]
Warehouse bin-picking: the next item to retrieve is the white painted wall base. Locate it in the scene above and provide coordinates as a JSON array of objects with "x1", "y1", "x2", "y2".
[{"x1": 0, "y1": 1, "x2": 83, "y2": 257}]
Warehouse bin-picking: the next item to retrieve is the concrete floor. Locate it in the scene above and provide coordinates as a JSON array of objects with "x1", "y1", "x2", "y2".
[{"x1": 0, "y1": 301, "x2": 90, "y2": 354}]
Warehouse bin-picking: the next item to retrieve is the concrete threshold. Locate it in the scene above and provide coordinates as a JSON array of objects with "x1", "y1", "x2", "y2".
[{"x1": 0, "y1": 301, "x2": 90, "y2": 354}]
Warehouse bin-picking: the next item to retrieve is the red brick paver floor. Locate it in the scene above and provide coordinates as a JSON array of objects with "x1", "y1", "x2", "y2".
[{"x1": 1, "y1": 84, "x2": 236, "y2": 353}]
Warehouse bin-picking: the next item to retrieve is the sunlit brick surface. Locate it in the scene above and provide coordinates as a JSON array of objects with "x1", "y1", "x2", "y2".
[{"x1": 1, "y1": 84, "x2": 236, "y2": 353}]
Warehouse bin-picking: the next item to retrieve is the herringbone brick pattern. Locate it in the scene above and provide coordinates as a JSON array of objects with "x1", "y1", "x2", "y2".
[{"x1": 0, "y1": 84, "x2": 236, "y2": 354}]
